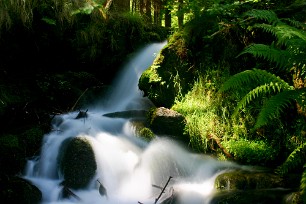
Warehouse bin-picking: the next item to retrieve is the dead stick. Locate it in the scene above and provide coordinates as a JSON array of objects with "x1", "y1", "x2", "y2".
[
  {"x1": 208, "y1": 133, "x2": 233, "y2": 159},
  {"x1": 70, "y1": 88, "x2": 89, "y2": 112},
  {"x1": 154, "y1": 176, "x2": 172, "y2": 204}
]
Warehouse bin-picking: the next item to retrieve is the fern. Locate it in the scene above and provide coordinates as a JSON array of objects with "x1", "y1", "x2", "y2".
[
  {"x1": 237, "y1": 44, "x2": 292, "y2": 69},
  {"x1": 243, "y1": 9, "x2": 279, "y2": 24},
  {"x1": 219, "y1": 68, "x2": 291, "y2": 93},
  {"x1": 282, "y1": 18, "x2": 306, "y2": 30},
  {"x1": 233, "y1": 82, "x2": 292, "y2": 117},
  {"x1": 254, "y1": 23, "x2": 306, "y2": 46},
  {"x1": 275, "y1": 143, "x2": 306, "y2": 176},
  {"x1": 254, "y1": 89, "x2": 304, "y2": 129}
]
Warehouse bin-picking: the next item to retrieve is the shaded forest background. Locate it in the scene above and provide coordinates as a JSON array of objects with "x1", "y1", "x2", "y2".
[{"x1": 0, "y1": 0, "x2": 306, "y2": 203}]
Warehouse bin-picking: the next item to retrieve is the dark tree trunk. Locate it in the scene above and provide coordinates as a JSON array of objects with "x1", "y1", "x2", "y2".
[
  {"x1": 177, "y1": 0, "x2": 184, "y2": 28},
  {"x1": 164, "y1": 8, "x2": 171, "y2": 28},
  {"x1": 153, "y1": 0, "x2": 162, "y2": 25},
  {"x1": 145, "y1": 0, "x2": 152, "y2": 22}
]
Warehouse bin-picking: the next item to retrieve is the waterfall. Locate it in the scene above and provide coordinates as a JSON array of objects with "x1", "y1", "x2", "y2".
[{"x1": 22, "y1": 41, "x2": 241, "y2": 204}]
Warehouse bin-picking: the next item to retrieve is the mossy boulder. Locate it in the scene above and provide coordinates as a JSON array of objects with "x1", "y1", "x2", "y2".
[
  {"x1": 59, "y1": 136, "x2": 97, "y2": 189},
  {"x1": 148, "y1": 107, "x2": 188, "y2": 142},
  {"x1": 138, "y1": 35, "x2": 195, "y2": 108},
  {"x1": 214, "y1": 170, "x2": 284, "y2": 191},
  {"x1": 210, "y1": 188, "x2": 295, "y2": 204},
  {"x1": 0, "y1": 176, "x2": 42, "y2": 204}
]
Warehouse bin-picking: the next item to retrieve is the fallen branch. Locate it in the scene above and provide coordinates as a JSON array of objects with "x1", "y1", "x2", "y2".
[
  {"x1": 208, "y1": 133, "x2": 233, "y2": 159},
  {"x1": 61, "y1": 186, "x2": 81, "y2": 201},
  {"x1": 154, "y1": 176, "x2": 173, "y2": 204},
  {"x1": 70, "y1": 88, "x2": 89, "y2": 112}
]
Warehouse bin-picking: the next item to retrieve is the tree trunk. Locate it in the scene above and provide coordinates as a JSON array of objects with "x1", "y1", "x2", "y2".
[
  {"x1": 153, "y1": 0, "x2": 162, "y2": 25},
  {"x1": 145, "y1": 0, "x2": 152, "y2": 22},
  {"x1": 177, "y1": 0, "x2": 184, "y2": 28},
  {"x1": 108, "y1": 0, "x2": 130, "y2": 12},
  {"x1": 164, "y1": 8, "x2": 171, "y2": 28}
]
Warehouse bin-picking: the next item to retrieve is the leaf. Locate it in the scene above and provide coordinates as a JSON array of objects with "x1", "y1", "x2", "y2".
[
  {"x1": 243, "y1": 9, "x2": 279, "y2": 24},
  {"x1": 41, "y1": 17, "x2": 56, "y2": 25},
  {"x1": 254, "y1": 88, "x2": 305, "y2": 129},
  {"x1": 237, "y1": 44, "x2": 292, "y2": 69}
]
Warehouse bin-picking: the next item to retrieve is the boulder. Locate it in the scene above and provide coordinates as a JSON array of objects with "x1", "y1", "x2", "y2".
[
  {"x1": 210, "y1": 188, "x2": 295, "y2": 204},
  {"x1": 214, "y1": 170, "x2": 284, "y2": 190},
  {"x1": 59, "y1": 136, "x2": 97, "y2": 190},
  {"x1": 149, "y1": 107, "x2": 188, "y2": 142}
]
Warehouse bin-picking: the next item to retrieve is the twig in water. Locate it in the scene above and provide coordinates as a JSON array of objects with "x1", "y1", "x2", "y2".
[{"x1": 154, "y1": 176, "x2": 173, "y2": 204}]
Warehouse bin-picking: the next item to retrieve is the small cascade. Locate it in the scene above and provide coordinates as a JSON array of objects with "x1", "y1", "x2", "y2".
[{"x1": 22, "y1": 41, "x2": 244, "y2": 204}]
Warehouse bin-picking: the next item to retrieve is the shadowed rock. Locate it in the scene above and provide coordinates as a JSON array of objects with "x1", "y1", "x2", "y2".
[
  {"x1": 103, "y1": 110, "x2": 147, "y2": 119},
  {"x1": 58, "y1": 136, "x2": 97, "y2": 190}
]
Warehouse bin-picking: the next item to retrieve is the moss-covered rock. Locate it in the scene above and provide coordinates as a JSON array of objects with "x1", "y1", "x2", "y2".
[
  {"x1": 214, "y1": 170, "x2": 284, "y2": 191},
  {"x1": 210, "y1": 188, "x2": 294, "y2": 204},
  {"x1": 148, "y1": 107, "x2": 188, "y2": 142},
  {"x1": 0, "y1": 176, "x2": 42, "y2": 204},
  {"x1": 59, "y1": 136, "x2": 97, "y2": 189},
  {"x1": 139, "y1": 34, "x2": 195, "y2": 108}
]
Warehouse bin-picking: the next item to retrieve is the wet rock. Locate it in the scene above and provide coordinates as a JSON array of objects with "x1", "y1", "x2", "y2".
[
  {"x1": 214, "y1": 170, "x2": 284, "y2": 190},
  {"x1": 59, "y1": 136, "x2": 97, "y2": 189},
  {"x1": 149, "y1": 107, "x2": 188, "y2": 142},
  {"x1": 210, "y1": 189, "x2": 294, "y2": 204},
  {"x1": 75, "y1": 109, "x2": 88, "y2": 119},
  {"x1": 103, "y1": 110, "x2": 147, "y2": 119}
]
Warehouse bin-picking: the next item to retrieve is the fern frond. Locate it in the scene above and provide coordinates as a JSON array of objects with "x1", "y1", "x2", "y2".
[
  {"x1": 253, "y1": 23, "x2": 306, "y2": 47},
  {"x1": 219, "y1": 68, "x2": 291, "y2": 92},
  {"x1": 243, "y1": 9, "x2": 279, "y2": 24},
  {"x1": 237, "y1": 44, "x2": 292, "y2": 69},
  {"x1": 274, "y1": 24, "x2": 306, "y2": 46},
  {"x1": 282, "y1": 18, "x2": 306, "y2": 30},
  {"x1": 233, "y1": 82, "x2": 292, "y2": 117},
  {"x1": 254, "y1": 89, "x2": 304, "y2": 129},
  {"x1": 275, "y1": 143, "x2": 306, "y2": 176}
]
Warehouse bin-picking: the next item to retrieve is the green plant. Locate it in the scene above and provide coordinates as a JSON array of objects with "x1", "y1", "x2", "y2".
[
  {"x1": 275, "y1": 143, "x2": 306, "y2": 176},
  {"x1": 301, "y1": 165, "x2": 306, "y2": 203},
  {"x1": 219, "y1": 68, "x2": 305, "y2": 130},
  {"x1": 221, "y1": 138, "x2": 278, "y2": 165}
]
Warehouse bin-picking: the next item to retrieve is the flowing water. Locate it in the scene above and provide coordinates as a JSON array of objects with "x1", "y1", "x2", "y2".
[{"x1": 23, "y1": 41, "x2": 245, "y2": 204}]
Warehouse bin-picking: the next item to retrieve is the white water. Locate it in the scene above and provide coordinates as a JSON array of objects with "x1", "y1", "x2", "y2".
[{"x1": 23, "y1": 41, "x2": 243, "y2": 204}]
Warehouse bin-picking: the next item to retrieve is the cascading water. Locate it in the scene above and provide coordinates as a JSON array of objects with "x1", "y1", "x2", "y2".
[{"x1": 23, "y1": 41, "x2": 244, "y2": 204}]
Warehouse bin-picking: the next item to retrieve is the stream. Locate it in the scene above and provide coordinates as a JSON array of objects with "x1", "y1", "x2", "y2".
[{"x1": 22, "y1": 41, "x2": 261, "y2": 204}]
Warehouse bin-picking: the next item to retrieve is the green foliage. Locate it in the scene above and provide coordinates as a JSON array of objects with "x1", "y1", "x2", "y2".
[
  {"x1": 301, "y1": 165, "x2": 306, "y2": 203},
  {"x1": 219, "y1": 68, "x2": 297, "y2": 129},
  {"x1": 254, "y1": 88, "x2": 305, "y2": 129},
  {"x1": 240, "y1": 11, "x2": 306, "y2": 71},
  {"x1": 172, "y1": 64, "x2": 238, "y2": 153},
  {"x1": 243, "y1": 9, "x2": 279, "y2": 24},
  {"x1": 221, "y1": 138, "x2": 278, "y2": 165},
  {"x1": 219, "y1": 68, "x2": 291, "y2": 93},
  {"x1": 275, "y1": 143, "x2": 306, "y2": 176},
  {"x1": 237, "y1": 44, "x2": 292, "y2": 69}
]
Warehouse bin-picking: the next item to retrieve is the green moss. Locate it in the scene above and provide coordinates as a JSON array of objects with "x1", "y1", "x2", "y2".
[
  {"x1": 138, "y1": 127, "x2": 155, "y2": 141},
  {"x1": 221, "y1": 139, "x2": 279, "y2": 166}
]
